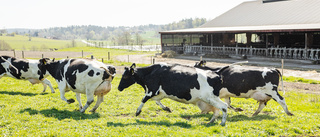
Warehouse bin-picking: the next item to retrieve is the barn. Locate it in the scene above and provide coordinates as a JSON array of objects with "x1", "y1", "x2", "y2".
[{"x1": 159, "y1": 0, "x2": 320, "y2": 61}]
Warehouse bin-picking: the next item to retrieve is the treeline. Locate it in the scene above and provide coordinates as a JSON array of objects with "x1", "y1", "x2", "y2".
[{"x1": 2, "y1": 18, "x2": 207, "y2": 45}]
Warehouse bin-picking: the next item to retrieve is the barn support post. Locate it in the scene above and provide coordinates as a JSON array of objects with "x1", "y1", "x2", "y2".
[
  {"x1": 235, "y1": 43, "x2": 239, "y2": 56},
  {"x1": 266, "y1": 34, "x2": 269, "y2": 48},
  {"x1": 304, "y1": 33, "x2": 308, "y2": 59}
]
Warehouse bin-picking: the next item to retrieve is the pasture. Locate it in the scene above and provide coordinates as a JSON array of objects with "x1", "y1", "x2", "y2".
[
  {"x1": 0, "y1": 43, "x2": 319, "y2": 136},
  {"x1": 0, "y1": 74, "x2": 320, "y2": 136}
]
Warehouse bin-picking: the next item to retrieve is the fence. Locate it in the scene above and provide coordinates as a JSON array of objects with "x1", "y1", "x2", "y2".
[{"x1": 163, "y1": 45, "x2": 320, "y2": 61}]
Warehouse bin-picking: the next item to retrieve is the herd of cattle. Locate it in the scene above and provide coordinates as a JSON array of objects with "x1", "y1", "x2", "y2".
[{"x1": 0, "y1": 55, "x2": 293, "y2": 126}]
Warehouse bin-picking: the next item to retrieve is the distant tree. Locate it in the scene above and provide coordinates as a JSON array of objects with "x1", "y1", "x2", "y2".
[
  {"x1": 0, "y1": 29, "x2": 7, "y2": 34},
  {"x1": 135, "y1": 32, "x2": 143, "y2": 45},
  {"x1": 123, "y1": 31, "x2": 131, "y2": 45}
]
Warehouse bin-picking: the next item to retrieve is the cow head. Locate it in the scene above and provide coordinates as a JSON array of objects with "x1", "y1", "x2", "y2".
[
  {"x1": 39, "y1": 58, "x2": 59, "y2": 79},
  {"x1": 118, "y1": 63, "x2": 136, "y2": 92},
  {"x1": 194, "y1": 60, "x2": 207, "y2": 67}
]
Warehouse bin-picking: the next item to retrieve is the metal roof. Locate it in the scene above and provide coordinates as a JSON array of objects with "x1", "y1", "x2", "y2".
[{"x1": 160, "y1": 0, "x2": 320, "y2": 34}]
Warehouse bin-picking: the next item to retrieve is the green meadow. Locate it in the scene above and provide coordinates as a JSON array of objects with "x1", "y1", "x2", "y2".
[
  {"x1": 0, "y1": 75, "x2": 320, "y2": 136},
  {"x1": 0, "y1": 36, "x2": 320, "y2": 136},
  {"x1": 0, "y1": 35, "x2": 86, "y2": 50}
]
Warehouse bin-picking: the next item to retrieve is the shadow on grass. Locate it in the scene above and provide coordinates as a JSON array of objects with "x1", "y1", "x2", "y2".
[
  {"x1": 20, "y1": 108, "x2": 100, "y2": 120},
  {"x1": 180, "y1": 113, "x2": 277, "y2": 124},
  {"x1": 106, "y1": 119, "x2": 192, "y2": 128},
  {"x1": 0, "y1": 91, "x2": 44, "y2": 96}
]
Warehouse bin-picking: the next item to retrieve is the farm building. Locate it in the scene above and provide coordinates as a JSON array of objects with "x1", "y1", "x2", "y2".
[{"x1": 159, "y1": 0, "x2": 320, "y2": 61}]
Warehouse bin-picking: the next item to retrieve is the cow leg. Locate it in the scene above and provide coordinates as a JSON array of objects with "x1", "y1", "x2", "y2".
[
  {"x1": 201, "y1": 95, "x2": 228, "y2": 126},
  {"x1": 80, "y1": 89, "x2": 94, "y2": 113},
  {"x1": 41, "y1": 79, "x2": 55, "y2": 93},
  {"x1": 76, "y1": 93, "x2": 83, "y2": 110},
  {"x1": 270, "y1": 92, "x2": 294, "y2": 116},
  {"x1": 89, "y1": 95, "x2": 104, "y2": 113},
  {"x1": 225, "y1": 97, "x2": 243, "y2": 112},
  {"x1": 58, "y1": 82, "x2": 74, "y2": 104},
  {"x1": 41, "y1": 82, "x2": 48, "y2": 92},
  {"x1": 155, "y1": 100, "x2": 171, "y2": 112},
  {"x1": 136, "y1": 90, "x2": 154, "y2": 116},
  {"x1": 252, "y1": 101, "x2": 268, "y2": 116}
]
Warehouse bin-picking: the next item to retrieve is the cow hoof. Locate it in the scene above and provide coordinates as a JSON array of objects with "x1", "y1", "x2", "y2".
[
  {"x1": 80, "y1": 109, "x2": 85, "y2": 113},
  {"x1": 235, "y1": 108, "x2": 243, "y2": 112},
  {"x1": 163, "y1": 107, "x2": 172, "y2": 113},
  {"x1": 287, "y1": 112, "x2": 294, "y2": 116},
  {"x1": 67, "y1": 99, "x2": 75, "y2": 104},
  {"x1": 89, "y1": 109, "x2": 96, "y2": 113},
  {"x1": 220, "y1": 122, "x2": 226, "y2": 126},
  {"x1": 136, "y1": 110, "x2": 141, "y2": 116}
]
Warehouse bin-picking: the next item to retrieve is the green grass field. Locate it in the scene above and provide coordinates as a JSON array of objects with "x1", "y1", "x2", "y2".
[
  {"x1": 0, "y1": 37, "x2": 320, "y2": 136},
  {"x1": 0, "y1": 76, "x2": 319, "y2": 136}
]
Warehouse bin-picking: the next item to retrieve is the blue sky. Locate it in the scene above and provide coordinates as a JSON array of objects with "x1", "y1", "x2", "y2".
[{"x1": 0, "y1": 0, "x2": 252, "y2": 29}]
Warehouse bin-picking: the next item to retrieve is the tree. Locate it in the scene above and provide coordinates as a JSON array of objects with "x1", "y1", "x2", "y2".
[
  {"x1": 135, "y1": 32, "x2": 143, "y2": 45},
  {"x1": 123, "y1": 31, "x2": 131, "y2": 45}
]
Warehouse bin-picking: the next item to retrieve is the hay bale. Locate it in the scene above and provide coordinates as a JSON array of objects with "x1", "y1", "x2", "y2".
[{"x1": 161, "y1": 50, "x2": 176, "y2": 58}]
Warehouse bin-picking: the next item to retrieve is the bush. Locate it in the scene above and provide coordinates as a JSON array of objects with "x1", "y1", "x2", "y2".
[
  {"x1": 0, "y1": 40, "x2": 12, "y2": 51},
  {"x1": 161, "y1": 50, "x2": 176, "y2": 58}
]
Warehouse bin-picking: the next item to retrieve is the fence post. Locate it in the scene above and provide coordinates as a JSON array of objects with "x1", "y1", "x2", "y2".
[
  {"x1": 250, "y1": 46, "x2": 253, "y2": 56},
  {"x1": 82, "y1": 50, "x2": 84, "y2": 58},
  {"x1": 102, "y1": 58, "x2": 104, "y2": 63},
  {"x1": 42, "y1": 54, "x2": 44, "y2": 58},
  {"x1": 91, "y1": 55, "x2": 94, "y2": 59},
  {"x1": 108, "y1": 52, "x2": 110, "y2": 60},
  {"x1": 22, "y1": 51, "x2": 24, "y2": 58},
  {"x1": 13, "y1": 50, "x2": 16, "y2": 57}
]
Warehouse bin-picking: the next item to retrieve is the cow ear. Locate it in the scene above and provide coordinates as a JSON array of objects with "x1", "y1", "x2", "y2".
[
  {"x1": 130, "y1": 63, "x2": 136, "y2": 69},
  {"x1": 130, "y1": 68, "x2": 135, "y2": 75},
  {"x1": 40, "y1": 58, "x2": 47, "y2": 65},
  {"x1": 52, "y1": 58, "x2": 55, "y2": 62}
]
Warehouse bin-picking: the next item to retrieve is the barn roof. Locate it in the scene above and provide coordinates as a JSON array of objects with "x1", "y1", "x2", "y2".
[{"x1": 160, "y1": 0, "x2": 320, "y2": 34}]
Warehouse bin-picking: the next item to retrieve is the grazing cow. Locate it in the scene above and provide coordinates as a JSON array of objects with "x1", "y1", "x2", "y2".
[
  {"x1": 118, "y1": 63, "x2": 229, "y2": 126},
  {"x1": 39, "y1": 58, "x2": 116, "y2": 113},
  {"x1": 0, "y1": 55, "x2": 55, "y2": 93},
  {"x1": 194, "y1": 60, "x2": 293, "y2": 116}
]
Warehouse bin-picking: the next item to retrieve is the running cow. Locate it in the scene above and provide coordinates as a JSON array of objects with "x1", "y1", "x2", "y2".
[
  {"x1": 39, "y1": 58, "x2": 116, "y2": 113},
  {"x1": 118, "y1": 63, "x2": 228, "y2": 126},
  {"x1": 194, "y1": 60, "x2": 293, "y2": 116},
  {"x1": 0, "y1": 55, "x2": 55, "y2": 93}
]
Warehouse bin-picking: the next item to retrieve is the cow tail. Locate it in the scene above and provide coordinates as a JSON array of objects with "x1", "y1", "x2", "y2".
[
  {"x1": 100, "y1": 67, "x2": 115, "y2": 80},
  {"x1": 275, "y1": 69, "x2": 285, "y2": 95},
  {"x1": 215, "y1": 66, "x2": 229, "y2": 75},
  {"x1": 0, "y1": 56, "x2": 18, "y2": 74}
]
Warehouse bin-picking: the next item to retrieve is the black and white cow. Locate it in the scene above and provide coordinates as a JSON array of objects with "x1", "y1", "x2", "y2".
[
  {"x1": 39, "y1": 58, "x2": 116, "y2": 113},
  {"x1": 194, "y1": 60, "x2": 293, "y2": 116},
  {"x1": 0, "y1": 55, "x2": 55, "y2": 93},
  {"x1": 118, "y1": 63, "x2": 229, "y2": 126}
]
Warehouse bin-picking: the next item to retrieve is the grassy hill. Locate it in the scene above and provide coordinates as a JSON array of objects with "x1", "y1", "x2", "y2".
[{"x1": 0, "y1": 35, "x2": 86, "y2": 51}]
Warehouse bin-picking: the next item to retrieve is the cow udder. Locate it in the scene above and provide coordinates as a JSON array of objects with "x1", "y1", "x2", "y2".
[{"x1": 94, "y1": 80, "x2": 112, "y2": 96}]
